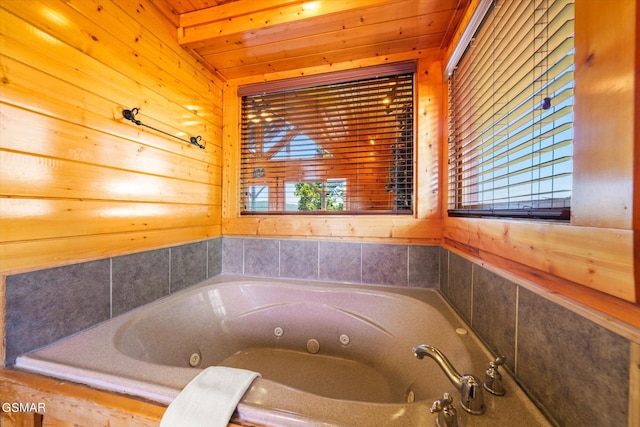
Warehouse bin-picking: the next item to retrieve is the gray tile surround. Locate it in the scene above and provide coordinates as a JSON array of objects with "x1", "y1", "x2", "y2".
[
  {"x1": 440, "y1": 249, "x2": 633, "y2": 427},
  {"x1": 171, "y1": 241, "x2": 208, "y2": 293},
  {"x1": 472, "y1": 267, "x2": 517, "y2": 372},
  {"x1": 222, "y1": 237, "x2": 243, "y2": 274},
  {"x1": 362, "y1": 243, "x2": 407, "y2": 286},
  {"x1": 409, "y1": 245, "x2": 440, "y2": 287},
  {"x1": 112, "y1": 249, "x2": 170, "y2": 316},
  {"x1": 207, "y1": 238, "x2": 223, "y2": 278},
  {"x1": 4, "y1": 237, "x2": 222, "y2": 365},
  {"x1": 5, "y1": 260, "x2": 110, "y2": 364},
  {"x1": 518, "y1": 287, "x2": 629, "y2": 427},
  {"x1": 222, "y1": 237, "x2": 440, "y2": 288},
  {"x1": 244, "y1": 238, "x2": 279, "y2": 277},
  {"x1": 319, "y1": 241, "x2": 361, "y2": 283},
  {"x1": 446, "y1": 252, "x2": 473, "y2": 323},
  {"x1": 281, "y1": 239, "x2": 318, "y2": 279}
]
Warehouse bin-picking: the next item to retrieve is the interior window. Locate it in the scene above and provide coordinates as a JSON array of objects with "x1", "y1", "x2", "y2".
[{"x1": 240, "y1": 69, "x2": 414, "y2": 214}]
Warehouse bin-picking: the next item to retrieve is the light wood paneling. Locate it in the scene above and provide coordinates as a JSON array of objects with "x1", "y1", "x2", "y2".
[
  {"x1": 0, "y1": 226, "x2": 220, "y2": 274},
  {"x1": 415, "y1": 57, "x2": 443, "y2": 218},
  {"x1": 0, "y1": 0, "x2": 224, "y2": 275},
  {"x1": 572, "y1": 0, "x2": 635, "y2": 229},
  {"x1": 0, "y1": 199, "x2": 218, "y2": 242},
  {"x1": 0, "y1": 151, "x2": 219, "y2": 203},
  {"x1": 222, "y1": 216, "x2": 442, "y2": 243},
  {"x1": 175, "y1": 0, "x2": 469, "y2": 80},
  {"x1": 0, "y1": 369, "x2": 256, "y2": 427},
  {"x1": 0, "y1": 0, "x2": 636, "y2": 355},
  {"x1": 0, "y1": 369, "x2": 164, "y2": 427},
  {"x1": 444, "y1": 217, "x2": 635, "y2": 302},
  {"x1": 439, "y1": 0, "x2": 639, "y2": 304},
  {"x1": 0, "y1": 6, "x2": 221, "y2": 150},
  {"x1": 0, "y1": 105, "x2": 219, "y2": 182},
  {"x1": 221, "y1": 55, "x2": 445, "y2": 243},
  {"x1": 0, "y1": 412, "x2": 41, "y2": 427}
]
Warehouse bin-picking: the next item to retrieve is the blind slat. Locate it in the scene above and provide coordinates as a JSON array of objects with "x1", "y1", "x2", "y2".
[{"x1": 241, "y1": 71, "x2": 414, "y2": 214}]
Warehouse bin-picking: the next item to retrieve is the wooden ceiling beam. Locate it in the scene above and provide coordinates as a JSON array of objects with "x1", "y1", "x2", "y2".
[
  {"x1": 204, "y1": 34, "x2": 441, "y2": 79},
  {"x1": 178, "y1": 0, "x2": 395, "y2": 47},
  {"x1": 180, "y1": 0, "x2": 303, "y2": 27},
  {"x1": 193, "y1": 4, "x2": 456, "y2": 56}
]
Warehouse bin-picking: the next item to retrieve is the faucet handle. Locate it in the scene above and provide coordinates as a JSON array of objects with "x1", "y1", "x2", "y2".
[
  {"x1": 430, "y1": 392, "x2": 458, "y2": 427},
  {"x1": 484, "y1": 355, "x2": 506, "y2": 396},
  {"x1": 490, "y1": 355, "x2": 506, "y2": 368}
]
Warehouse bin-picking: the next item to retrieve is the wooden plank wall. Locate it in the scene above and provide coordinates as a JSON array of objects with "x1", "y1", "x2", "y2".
[
  {"x1": 221, "y1": 0, "x2": 639, "y2": 306},
  {"x1": 440, "y1": 0, "x2": 638, "y2": 305},
  {"x1": 0, "y1": 0, "x2": 636, "y2": 316},
  {"x1": 221, "y1": 54, "x2": 445, "y2": 243},
  {"x1": 0, "y1": 0, "x2": 224, "y2": 275}
]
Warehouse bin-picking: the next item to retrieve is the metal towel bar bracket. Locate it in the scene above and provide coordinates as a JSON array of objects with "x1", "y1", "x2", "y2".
[{"x1": 122, "y1": 108, "x2": 205, "y2": 149}]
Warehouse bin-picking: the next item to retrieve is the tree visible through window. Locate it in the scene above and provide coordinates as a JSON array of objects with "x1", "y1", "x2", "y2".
[{"x1": 292, "y1": 180, "x2": 345, "y2": 211}]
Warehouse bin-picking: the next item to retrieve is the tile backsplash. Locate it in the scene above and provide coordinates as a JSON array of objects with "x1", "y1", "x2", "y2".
[
  {"x1": 441, "y1": 249, "x2": 637, "y2": 427},
  {"x1": 5, "y1": 259, "x2": 111, "y2": 366},
  {"x1": 517, "y1": 287, "x2": 629, "y2": 427},
  {"x1": 3, "y1": 236, "x2": 638, "y2": 426},
  {"x1": 222, "y1": 237, "x2": 441, "y2": 287},
  {"x1": 4, "y1": 238, "x2": 222, "y2": 364}
]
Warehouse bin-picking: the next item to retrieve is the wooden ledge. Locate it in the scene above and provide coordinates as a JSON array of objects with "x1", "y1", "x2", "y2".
[
  {"x1": 444, "y1": 239, "x2": 640, "y2": 333},
  {"x1": 0, "y1": 369, "x2": 255, "y2": 427}
]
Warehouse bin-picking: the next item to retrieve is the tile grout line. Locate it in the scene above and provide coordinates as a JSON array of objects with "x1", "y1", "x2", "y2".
[
  {"x1": 514, "y1": 286, "x2": 519, "y2": 376},
  {"x1": 109, "y1": 258, "x2": 113, "y2": 319},
  {"x1": 317, "y1": 241, "x2": 320, "y2": 280},
  {"x1": 360, "y1": 243, "x2": 363, "y2": 283},
  {"x1": 469, "y1": 263, "x2": 474, "y2": 327},
  {"x1": 406, "y1": 245, "x2": 410, "y2": 286}
]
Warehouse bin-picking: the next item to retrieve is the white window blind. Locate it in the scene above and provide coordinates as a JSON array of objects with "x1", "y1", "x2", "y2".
[
  {"x1": 240, "y1": 69, "x2": 414, "y2": 214},
  {"x1": 448, "y1": 0, "x2": 574, "y2": 220}
]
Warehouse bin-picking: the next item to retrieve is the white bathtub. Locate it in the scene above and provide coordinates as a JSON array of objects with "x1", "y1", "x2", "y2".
[{"x1": 16, "y1": 275, "x2": 550, "y2": 426}]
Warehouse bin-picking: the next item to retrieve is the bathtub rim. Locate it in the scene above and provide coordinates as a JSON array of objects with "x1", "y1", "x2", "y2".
[
  {"x1": 13, "y1": 274, "x2": 552, "y2": 427},
  {"x1": 14, "y1": 275, "x2": 453, "y2": 402}
]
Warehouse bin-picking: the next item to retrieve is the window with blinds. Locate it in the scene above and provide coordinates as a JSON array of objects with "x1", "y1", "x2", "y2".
[
  {"x1": 240, "y1": 68, "x2": 414, "y2": 214},
  {"x1": 448, "y1": 0, "x2": 574, "y2": 220}
]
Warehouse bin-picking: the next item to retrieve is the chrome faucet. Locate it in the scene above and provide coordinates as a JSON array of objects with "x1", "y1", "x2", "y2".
[
  {"x1": 413, "y1": 344, "x2": 486, "y2": 415},
  {"x1": 484, "y1": 355, "x2": 506, "y2": 395}
]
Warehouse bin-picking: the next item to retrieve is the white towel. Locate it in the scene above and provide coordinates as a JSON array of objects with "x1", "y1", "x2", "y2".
[{"x1": 160, "y1": 366, "x2": 260, "y2": 427}]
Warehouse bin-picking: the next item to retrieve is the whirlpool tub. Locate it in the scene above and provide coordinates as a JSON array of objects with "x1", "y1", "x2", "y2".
[{"x1": 16, "y1": 275, "x2": 549, "y2": 426}]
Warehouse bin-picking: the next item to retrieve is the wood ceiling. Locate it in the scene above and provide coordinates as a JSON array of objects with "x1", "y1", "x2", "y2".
[{"x1": 157, "y1": 0, "x2": 471, "y2": 81}]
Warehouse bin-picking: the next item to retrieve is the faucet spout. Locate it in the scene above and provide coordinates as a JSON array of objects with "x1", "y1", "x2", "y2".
[
  {"x1": 413, "y1": 344, "x2": 486, "y2": 415},
  {"x1": 413, "y1": 344, "x2": 463, "y2": 390}
]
